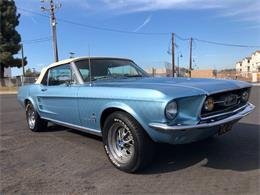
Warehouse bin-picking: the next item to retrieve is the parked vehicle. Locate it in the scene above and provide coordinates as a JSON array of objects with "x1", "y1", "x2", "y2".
[{"x1": 17, "y1": 57, "x2": 255, "y2": 172}]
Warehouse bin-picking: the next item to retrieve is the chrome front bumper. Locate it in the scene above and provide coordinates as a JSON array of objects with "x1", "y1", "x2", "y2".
[{"x1": 149, "y1": 103, "x2": 255, "y2": 131}]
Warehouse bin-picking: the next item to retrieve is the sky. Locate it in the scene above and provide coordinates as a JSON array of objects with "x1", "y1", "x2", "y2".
[{"x1": 13, "y1": 0, "x2": 260, "y2": 76}]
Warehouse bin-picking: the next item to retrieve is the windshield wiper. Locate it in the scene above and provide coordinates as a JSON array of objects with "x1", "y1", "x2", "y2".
[
  {"x1": 91, "y1": 75, "x2": 127, "y2": 81},
  {"x1": 91, "y1": 76, "x2": 113, "y2": 81},
  {"x1": 123, "y1": 74, "x2": 143, "y2": 78}
]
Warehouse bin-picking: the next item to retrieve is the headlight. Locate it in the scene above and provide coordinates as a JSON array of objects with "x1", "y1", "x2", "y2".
[
  {"x1": 204, "y1": 97, "x2": 214, "y2": 111},
  {"x1": 241, "y1": 91, "x2": 249, "y2": 102},
  {"x1": 165, "y1": 101, "x2": 178, "y2": 120}
]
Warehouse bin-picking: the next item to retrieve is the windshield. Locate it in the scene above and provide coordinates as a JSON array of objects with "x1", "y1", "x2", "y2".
[{"x1": 75, "y1": 59, "x2": 149, "y2": 82}]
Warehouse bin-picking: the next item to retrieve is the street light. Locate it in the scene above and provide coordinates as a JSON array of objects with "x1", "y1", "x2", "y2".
[{"x1": 69, "y1": 52, "x2": 75, "y2": 58}]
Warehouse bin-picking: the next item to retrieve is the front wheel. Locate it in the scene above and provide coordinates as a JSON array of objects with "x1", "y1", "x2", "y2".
[
  {"x1": 102, "y1": 111, "x2": 154, "y2": 173},
  {"x1": 26, "y1": 101, "x2": 47, "y2": 132}
]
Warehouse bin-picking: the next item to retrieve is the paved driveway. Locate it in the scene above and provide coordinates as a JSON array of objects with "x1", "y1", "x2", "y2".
[{"x1": 0, "y1": 87, "x2": 259, "y2": 194}]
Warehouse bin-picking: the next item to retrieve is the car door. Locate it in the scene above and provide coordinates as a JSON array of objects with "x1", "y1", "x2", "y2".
[{"x1": 37, "y1": 63, "x2": 80, "y2": 126}]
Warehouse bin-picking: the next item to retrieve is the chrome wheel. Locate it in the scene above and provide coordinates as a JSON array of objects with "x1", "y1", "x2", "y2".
[
  {"x1": 108, "y1": 121, "x2": 135, "y2": 164},
  {"x1": 27, "y1": 105, "x2": 36, "y2": 129}
]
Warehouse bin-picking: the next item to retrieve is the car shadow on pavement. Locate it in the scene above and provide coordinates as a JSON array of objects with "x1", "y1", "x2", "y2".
[
  {"x1": 41, "y1": 122, "x2": 259, "y2": 175},
  {"x1": 141, "y1": 122, "x2": 260, "y2": 174},
  {"x1": 43, "y1": 123, "x2": 103, "y2": 141},
  {"x1": 41, "y1": 123, "x2": 70, "y2": 132}
]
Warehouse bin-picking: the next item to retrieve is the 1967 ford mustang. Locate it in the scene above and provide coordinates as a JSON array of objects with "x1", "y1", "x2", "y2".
[{"x1": 18, "y1": 57, "x2": 255, "y2": 172}]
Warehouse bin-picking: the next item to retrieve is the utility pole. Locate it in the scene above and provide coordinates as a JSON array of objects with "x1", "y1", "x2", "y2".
[
  {"x1": 189, "y1": 37, "x2": 193, "y2": 78},
  {"x1": 41, "y1": 0, "x2": 61, "y2": 62},
  {"x1": 171, "y1": 33, "x2": 175, "y2": 77},
  {"x1": 177, "y1": 53, "x2": 182, "y2": 77},
  {"x1": 21, "y1": 44, "x2": 25, "y2": 77}
]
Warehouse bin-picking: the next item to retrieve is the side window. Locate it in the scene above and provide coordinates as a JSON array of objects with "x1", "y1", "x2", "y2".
[
  {"x1": 48, "y1": 64, "x2": 74, "y2": 86},
  {"x1": 75, "y1": 60, "x2": 90, "y2": 82},
  {"x1": 41, "y1": 70, "x2": 48, "y2": 85}
]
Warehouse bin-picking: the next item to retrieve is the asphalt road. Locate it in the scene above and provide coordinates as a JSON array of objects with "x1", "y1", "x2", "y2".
[{"x1": 0, "y1": 87, "x2": 259, "y2": 194}]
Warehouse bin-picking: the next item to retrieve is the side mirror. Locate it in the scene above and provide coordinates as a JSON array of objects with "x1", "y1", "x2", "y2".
[{"x1": 65, "y1": 80, "x2": 72, "y2": 87}]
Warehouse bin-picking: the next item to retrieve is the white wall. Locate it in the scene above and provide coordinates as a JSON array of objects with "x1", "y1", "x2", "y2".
[
  {"x1": 4, "y1": 67, "x2": 12, "y2": 78},
  {"x1": 236, "y1": 51, "x2": 260, "y2": 74}
]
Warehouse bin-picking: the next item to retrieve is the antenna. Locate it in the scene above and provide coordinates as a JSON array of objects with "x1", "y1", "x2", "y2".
[{"x1": 88, "y1": 45, "x2": 92, "y2": 85}]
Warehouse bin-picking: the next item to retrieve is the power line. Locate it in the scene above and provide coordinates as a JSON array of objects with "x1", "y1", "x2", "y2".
[
  {"x1": 175, "y1": 33, "x2": 189, "y2": 41},
  {"x1": 17, "y1": 7, "x2": 260, "y2": 48},
  {"x1": 23, "y1": 39, "x2": 51, "y2": 44},
  {"x1": 22, "y1": 36, "x2": 52, "y2": 43},
  {"x1": 194, "y1": 38, "x2": 260, "y2": 48},
  {"x1": 17, "y1": 7, "x2": 169, "y2": 36}
]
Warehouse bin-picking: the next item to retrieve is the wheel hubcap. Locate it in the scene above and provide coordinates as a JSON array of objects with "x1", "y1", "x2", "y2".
[
  {"x1": 27, "y1": 105, "x2": 36, "y2": 129},
  {"x1": 108, "y1": 123, "x2": 135, "y2": 164}
]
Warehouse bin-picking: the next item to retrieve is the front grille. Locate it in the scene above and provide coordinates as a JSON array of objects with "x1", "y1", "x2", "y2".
[{"x1": 201, "y1": 88, "x2": 250, "y2": 118}]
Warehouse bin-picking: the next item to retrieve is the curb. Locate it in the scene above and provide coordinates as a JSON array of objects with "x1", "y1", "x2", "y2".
[{"x1": 0, "y1": 92, "x2": 17, "y2": 95}]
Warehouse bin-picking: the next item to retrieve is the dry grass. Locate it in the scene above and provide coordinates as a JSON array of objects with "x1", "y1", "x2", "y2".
[{"x1": 0, "y1": 87, "x2": 18, "y2": 93}]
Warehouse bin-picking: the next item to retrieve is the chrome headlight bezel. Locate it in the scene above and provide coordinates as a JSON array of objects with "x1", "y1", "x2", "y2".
[
  {"x1": 165, "y1": 101, "x2": 178, "y2": 120},
  {"x1": 241, "y1": 91, "x2": 249, "y2": 102},
  {"x1": 204, "y1": 97, "x2": 214, "y2": 112}
]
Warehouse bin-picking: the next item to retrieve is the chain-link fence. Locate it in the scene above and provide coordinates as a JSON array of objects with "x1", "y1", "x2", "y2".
[{"x1": 0, "y1": 76, "x2": 38, "y2": 88}]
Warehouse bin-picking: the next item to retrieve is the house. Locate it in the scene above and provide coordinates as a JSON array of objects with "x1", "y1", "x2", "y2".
[{"x1": 236, "y1": 51, "x2": 260, "y2": 76}]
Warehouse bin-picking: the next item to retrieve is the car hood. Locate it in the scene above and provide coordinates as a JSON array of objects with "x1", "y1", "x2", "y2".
[{"x1": 92, "y1": 77, "x2": 251, "y2": 98}]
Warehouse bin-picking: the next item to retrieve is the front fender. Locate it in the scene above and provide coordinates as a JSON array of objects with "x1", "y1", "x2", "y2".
[
  {"x1": 100, "y1": 101, "x2": 162, "y2": 141},
  {"x1": 100, "y1": 101, "x2": 146, "y2": 128}
]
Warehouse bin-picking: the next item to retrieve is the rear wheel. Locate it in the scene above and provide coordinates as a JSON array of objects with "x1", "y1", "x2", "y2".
[
  {"x1": 102, "y1": 111, "x2": 154, "y2": 173},
  {"x1": 26, "y1": 101, "x2": 47, "y2": 132}
]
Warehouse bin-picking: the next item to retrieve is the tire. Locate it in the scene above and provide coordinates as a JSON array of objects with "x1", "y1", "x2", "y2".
[
  {"x1": 25, "y1": 101, "x2": 47, "y2": 132},
  {"x1": 102, "y1": 111, "x2": 155, "y2": 173}
]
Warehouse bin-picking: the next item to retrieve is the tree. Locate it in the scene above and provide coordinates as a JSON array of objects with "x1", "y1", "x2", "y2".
[
  {"x1": 0, "y1": 0, "x2": 27, "y2": 78},
  {"x1": 24, "y1": 68, "x2": 40, "y2": 77}
]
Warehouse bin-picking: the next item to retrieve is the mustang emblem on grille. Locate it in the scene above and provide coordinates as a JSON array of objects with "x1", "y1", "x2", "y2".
[{"x1": 224, "y1": 94, "x2": 238, "y2": 106}]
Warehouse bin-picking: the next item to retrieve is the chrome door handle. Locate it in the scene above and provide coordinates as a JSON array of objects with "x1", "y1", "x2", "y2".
[{"x1": 41, "y1": 88, "x2": 47, "y2": 92}]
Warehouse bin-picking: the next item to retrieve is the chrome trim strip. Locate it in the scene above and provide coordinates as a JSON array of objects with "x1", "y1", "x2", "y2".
[
  {"x1": 41, "y1": 117, "x2": 102, "y2": 136},
  {"x1": 200, "y1": 103, "x2": 248, "y2": 120},
  {"x1": 149, "y1": 103, "x2": 255, "y2": 131}
]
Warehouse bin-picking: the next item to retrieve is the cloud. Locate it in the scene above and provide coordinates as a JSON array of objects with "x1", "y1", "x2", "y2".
[
  {"x1": 16, "y1": 0, "x2": 260, "y2": 25},
  {"x1": 99, "y1": 0, "x2": 260, "y2": 25},
  {"x1": 216, "y1": 1, "x2": 260, "y2": 23},
  {"x1": 101, "y1": 0, "x2": 226, "y2": 12},
  {"x1": 134, "y1": 15, "x2": 152, "y2": 32}
]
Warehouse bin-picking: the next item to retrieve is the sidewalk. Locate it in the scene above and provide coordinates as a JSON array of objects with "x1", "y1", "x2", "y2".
[
  {"x1": 252, "y1": 83, "x2": 260, "y2": 86},
  {"x1": 0, "y1": 91, "x2": 17, "y2": 94},
  {"x1": 0, "y1": 87, "x2": 18, "y2": 95}
]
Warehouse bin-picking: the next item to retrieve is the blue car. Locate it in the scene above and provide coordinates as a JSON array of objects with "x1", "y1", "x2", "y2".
[{"x1": 17, "y1": 57, "x2": 255, "y2": 172}]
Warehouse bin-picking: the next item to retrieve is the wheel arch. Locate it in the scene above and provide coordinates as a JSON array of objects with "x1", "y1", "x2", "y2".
[
  {"x1": 24, "y1": 97, "x2": 37, "y2": 111},
  {"x1": 99, "y1": 103, "x2": 149, "y2": 136}
]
